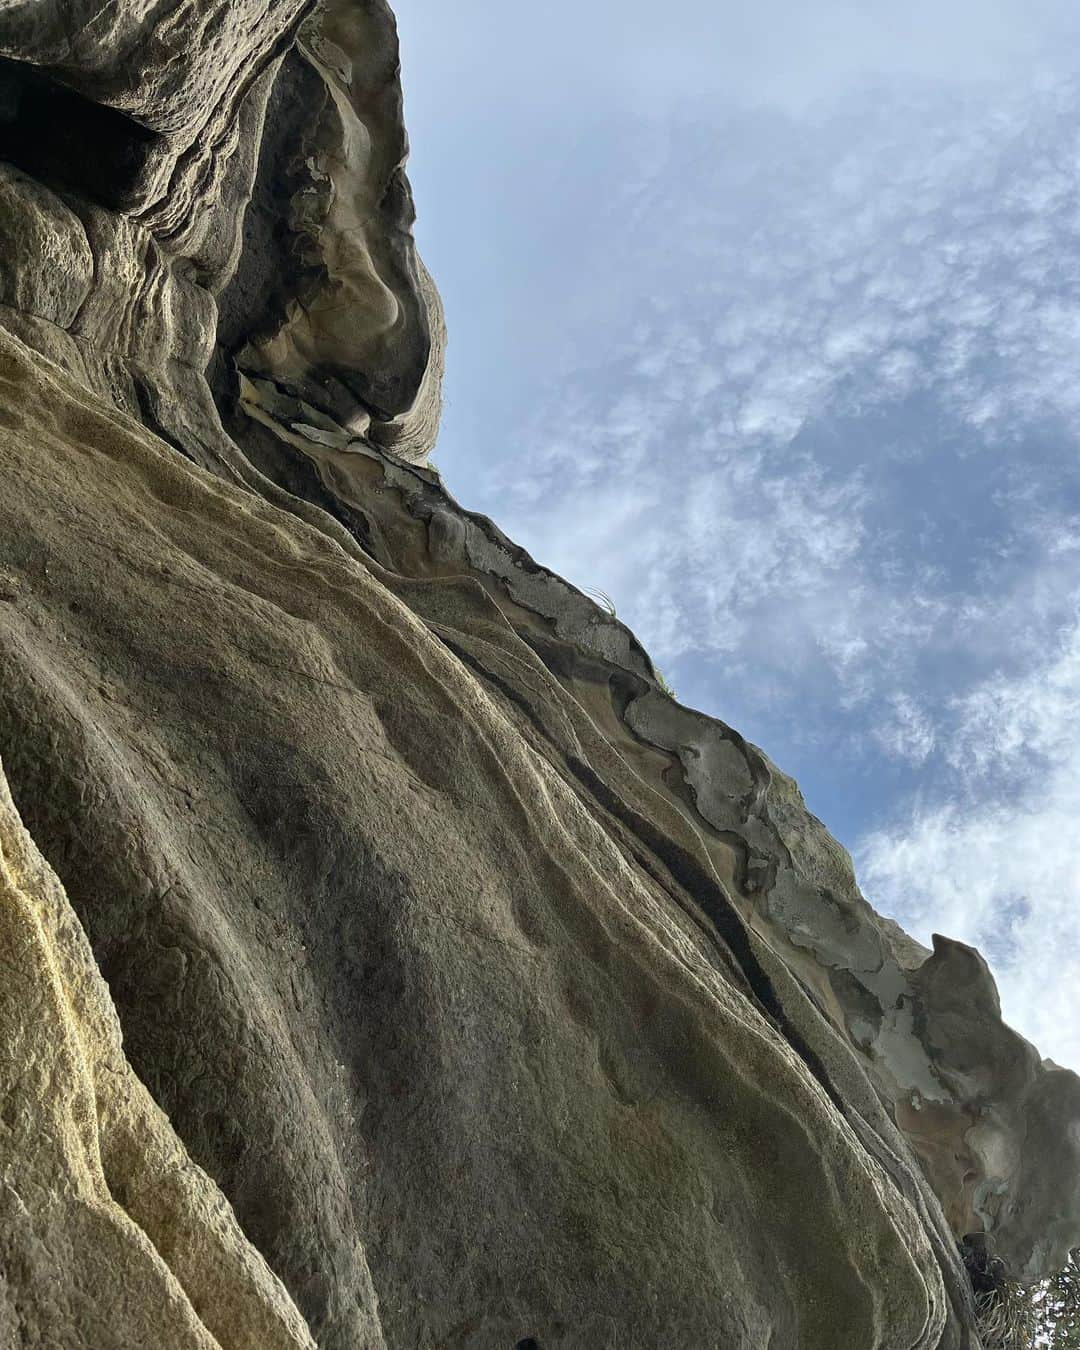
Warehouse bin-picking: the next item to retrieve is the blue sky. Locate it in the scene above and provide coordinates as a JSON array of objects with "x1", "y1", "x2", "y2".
[{"x1": 392, "y1": 0, "x2": 1080, "y2": 1069}]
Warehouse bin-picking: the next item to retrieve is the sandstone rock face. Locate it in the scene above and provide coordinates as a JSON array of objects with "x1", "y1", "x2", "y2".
[
  {"x1": 0, "y1": 3, "x2": 1076, "y2": 1348},
  {"x1": 0, "y1": 763, "x2": 315, "y2": 1349}
]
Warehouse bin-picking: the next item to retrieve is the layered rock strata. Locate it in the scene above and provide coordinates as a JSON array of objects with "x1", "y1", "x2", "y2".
[{"x1": 0, "y1": 3, "x2": 1076, "y2": 1347}]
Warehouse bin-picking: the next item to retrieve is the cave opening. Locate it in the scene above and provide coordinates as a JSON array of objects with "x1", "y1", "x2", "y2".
[{"x1": 0, "y1": 55, "x2": 160, "y2": 209}]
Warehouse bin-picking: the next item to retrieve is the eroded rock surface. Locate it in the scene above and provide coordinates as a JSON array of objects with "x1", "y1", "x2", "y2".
[
  {"x1": 0, "y1": 757, "x2": 315, "y2": 1350},
  {"x1": 0, "y1": 2, "x2": 1076, "y2": 1347}
]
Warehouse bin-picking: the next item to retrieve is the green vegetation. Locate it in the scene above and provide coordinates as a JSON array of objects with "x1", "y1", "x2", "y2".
[
  {"x1": 581, "y1": 584, "x2": 676, "y2": 696},
  {"x1": 654, "y1": 668, "x2": 677, "y2": 699},
  {"x1": 1032, "y1": 1251, "x2": 1080, "y2": 1348},
  {"x1": 582, "y1": 585, "x2": 618, "y2": 616},
  {"x1": 964, "y1": 1241, "x2": 1080, "y2": 1349}
]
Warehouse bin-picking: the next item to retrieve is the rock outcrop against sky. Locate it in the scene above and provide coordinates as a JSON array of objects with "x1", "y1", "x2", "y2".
[{"x1": 0, "y1": 3, "x2": 1076, "y2": 1346}]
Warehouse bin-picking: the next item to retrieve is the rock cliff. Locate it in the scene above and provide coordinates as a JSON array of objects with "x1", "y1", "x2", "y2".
[{"x1": 0, "y1": 3, "x2": 1077, "y2": 1347}]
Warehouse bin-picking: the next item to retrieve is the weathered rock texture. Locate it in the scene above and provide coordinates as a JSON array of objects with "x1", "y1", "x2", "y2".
[
  {"x1": 0, "y1": 764, "x2": 315, "y2": 1349},
  {"x1": 0, "y1": 3, "x2": 1076, "y2": 1347}
]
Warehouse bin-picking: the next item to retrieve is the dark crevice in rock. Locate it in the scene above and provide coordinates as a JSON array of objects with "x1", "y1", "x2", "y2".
[
  {"x1": 220, "y1": 405, "x2": 381, "y2": 561},
  {"x1": 431, "y1": 626, "x2": 770, "y2": 1019},
  {"x1": 213, "y1": 46, "x2": 327, "y2": 364},
  {"x1": 130, "y1": 376, "x2": 200, "y2": 467},
  {"x1": 151, "y1": 0, "x2": 318, "y2": 244},
  {"x1": 562, "y1": 751, "x2": 853, "y2": 1118},
  {"x1": 0, "y1": 56, "x2": 160, "y2": 210}
]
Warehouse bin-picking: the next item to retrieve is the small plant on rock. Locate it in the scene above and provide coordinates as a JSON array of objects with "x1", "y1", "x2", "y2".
[{"x1": 961, "y1": 1238, "x2": 1080, "y2": 1349}]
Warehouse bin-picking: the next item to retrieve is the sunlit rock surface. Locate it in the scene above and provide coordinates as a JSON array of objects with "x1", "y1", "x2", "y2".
[
  {"x1": 0, "y1": 766, "x2": 315, "y2": 1349},
  {"x1": 0, "y1": 2, "x2": 1076, "y2": 1346}
]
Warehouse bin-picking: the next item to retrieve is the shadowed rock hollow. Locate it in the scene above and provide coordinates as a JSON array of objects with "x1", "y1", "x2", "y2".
[{"x1": 0, "y1": 3, "x2": 1077, "y2": 1347}]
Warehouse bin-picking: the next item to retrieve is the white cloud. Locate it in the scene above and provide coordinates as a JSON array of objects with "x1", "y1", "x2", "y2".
[
  {"x1": 396, "y1": 0, "x2": 1080, "y2": 125},
  {"x1": 483, "y1": 77, "x2": 1080, "y2": 736},
  {"x1": 873, "y1": 693, "x2": 937, "y2": 764},
  {"x1": 859, "y1": 619, "x2": 1080, "y2": 1066}
]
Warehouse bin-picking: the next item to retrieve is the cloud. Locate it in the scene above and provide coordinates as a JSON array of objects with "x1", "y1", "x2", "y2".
[
  {"x1": 874, "y1": 694, "x2": 937, "y2": 764},
  {"x1": 395, "y1": 0, "x2": 1080, "y2": 118},
  {"x1": 481, "y1": 76, "x2": 1080, "y2": 729},
  {"x1": 858, "y1": 618, "x2": 1080, "y2": 1066}
]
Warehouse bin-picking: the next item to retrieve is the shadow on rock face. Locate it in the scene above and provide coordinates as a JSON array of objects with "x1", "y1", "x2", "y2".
[{"x1": 0, "y1": 56, "x2": 161, "y2": 210}]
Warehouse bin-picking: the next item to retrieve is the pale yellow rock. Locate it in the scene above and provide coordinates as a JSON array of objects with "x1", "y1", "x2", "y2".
[{"x1": 0, "y1": 758, "x2": 317, "y2": 1350}]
